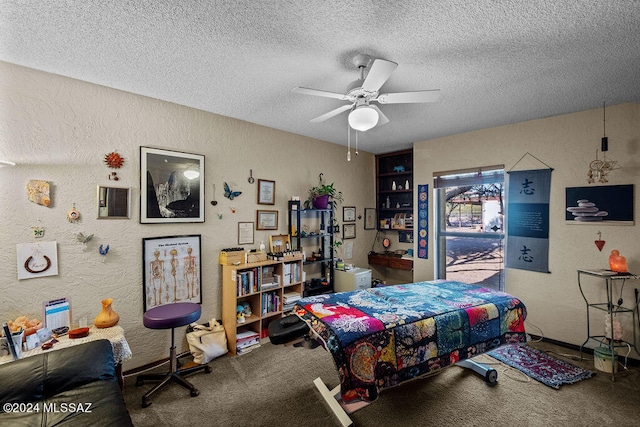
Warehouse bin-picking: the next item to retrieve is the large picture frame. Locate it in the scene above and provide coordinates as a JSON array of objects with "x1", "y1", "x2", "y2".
[
  {"x1": 142, "y1": 235, "x2": 202, "y2": 311},
  {"x1": 256, "y1": 210, "x2": 278, "y2": 230},
  {"x1": 257, "y1": 179, "x2": 276, "y2": 205},
  {"x1": 565, "y1": 184, "x2": 634, "y2": 225},
  {"x1": 140, "y1": 147, "x2": 205, "y2": 223}
]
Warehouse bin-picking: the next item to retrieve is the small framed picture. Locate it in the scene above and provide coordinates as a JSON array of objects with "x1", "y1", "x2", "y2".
[
  {"x1": 257, "y1": 179, "x2": 276, "y2": 205},
  {"x1": 343, "y1": 206, "x2": 356, "y2": 222},
  {"x1": 364, "y1": 208, "x2": 377, "y2": 230},
  {"x1": 256, "y1": 210, "x2": 278, "y2": 230},
  {"x1": 343, "y1": 223, "x2": 356, "y2": 239},
  {"x1": 238, "y1": 222, "x2": 254, "y2": 245}
]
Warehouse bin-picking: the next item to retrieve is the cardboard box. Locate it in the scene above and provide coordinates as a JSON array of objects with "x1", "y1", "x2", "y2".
[{"x1": 219, "y1": 250, "x2": 245, "y2": 266}]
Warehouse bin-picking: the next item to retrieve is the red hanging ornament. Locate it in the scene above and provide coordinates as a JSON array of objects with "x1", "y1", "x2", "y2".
[
  {"x1": 104, "y1": 151, "x2": 124, "y2": 169},
  {"x1": 594, "y1": 231, "x2": 606, "y2": 252}
]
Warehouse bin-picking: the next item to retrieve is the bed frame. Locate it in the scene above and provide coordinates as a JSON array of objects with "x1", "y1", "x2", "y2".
[{"x1": 269, "y1": 280, "x2": 526, "y2": 426}]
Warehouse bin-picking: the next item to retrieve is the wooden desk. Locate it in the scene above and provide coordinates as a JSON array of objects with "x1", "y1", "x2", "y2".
[
  {"x1": 1, "y1": 325, "x2": 131, "y2": 388},
  {"x1": 368, "y1": 253, "x2": 413, "y2": 271}
]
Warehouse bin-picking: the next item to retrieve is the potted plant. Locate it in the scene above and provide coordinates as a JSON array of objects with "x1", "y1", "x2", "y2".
[{"x1": 308, "y1": 181, "x2": 343, "y2": 209}]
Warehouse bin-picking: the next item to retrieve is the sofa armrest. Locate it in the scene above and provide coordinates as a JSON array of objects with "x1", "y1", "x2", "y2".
[{"x1": 0, "y1": 339, "x2": 116, "y2": 404}]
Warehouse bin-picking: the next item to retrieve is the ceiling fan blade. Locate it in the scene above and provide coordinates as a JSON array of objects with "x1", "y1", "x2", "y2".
[
  {"x1": 362, "y1": 59, "x2": 398, "y2": 92},
  {"x1": 293, "y1": 86, "x2": 348, "y2": 101},
  {"x1": 369, "y1": 105, "x2": 389, "y2": 126},
  {"x1": 310, "y1": 104, "x2": 353, "y2": 123},
  {"x1": 376, "y1": 90, "x2": 441, "y2": 104}
]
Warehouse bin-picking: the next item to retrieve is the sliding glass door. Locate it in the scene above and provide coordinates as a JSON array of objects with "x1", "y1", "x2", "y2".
[{"x1": 434, "y1": 166, "x2": 505, "y2": 291}]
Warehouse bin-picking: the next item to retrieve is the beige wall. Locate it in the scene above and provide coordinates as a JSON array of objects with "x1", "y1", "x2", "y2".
[
  {"x1": 413, "y1": 103, "x2": 640, "y2": 358},
  {"x1": 0, "y1": 62, "x2": 376, "y2": 369}
]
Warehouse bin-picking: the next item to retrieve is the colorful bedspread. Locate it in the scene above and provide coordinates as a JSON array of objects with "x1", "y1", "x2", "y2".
[{"x1": 294, "y1": 280, "x2": 527, "y2": 403}]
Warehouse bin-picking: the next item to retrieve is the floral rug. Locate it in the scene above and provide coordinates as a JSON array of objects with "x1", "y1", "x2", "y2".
[{"x1": 488, "y1": 344, "x2": 593, "y2": 389}]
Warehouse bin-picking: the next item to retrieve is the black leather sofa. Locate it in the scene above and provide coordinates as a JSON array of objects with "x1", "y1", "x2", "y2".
[{"x1": 0, "y1": 339, "x2": 133, "y2": 426}]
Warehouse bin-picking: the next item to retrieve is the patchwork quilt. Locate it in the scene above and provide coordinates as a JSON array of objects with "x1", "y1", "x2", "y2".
[{"x1": 294, "y1": 280, "x2": 527, "y2": 402}]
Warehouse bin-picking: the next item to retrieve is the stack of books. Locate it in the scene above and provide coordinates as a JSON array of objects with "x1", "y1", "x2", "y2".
[
  {"x1": 282, "y1": 292, "x2": 302, "y2": 312},
  {"x1": 260, "y1": 266, "x2": 279, "y2": 290},
  {"x1": 236, "y1": 330, "x2": 260, "y2": 355}
]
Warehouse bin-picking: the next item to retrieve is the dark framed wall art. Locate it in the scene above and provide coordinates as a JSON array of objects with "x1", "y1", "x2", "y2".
[
  {"x1": 140, "y1": 147, "x2": 205, "y2": 223},
  {"x1": 565, "y1": 184, "x2": 634, "y2": 224}
]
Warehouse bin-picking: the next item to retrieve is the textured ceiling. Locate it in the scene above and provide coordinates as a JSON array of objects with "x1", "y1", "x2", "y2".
[{"x1": 1, "y1": 0, "x2": 640, "y2": 155}]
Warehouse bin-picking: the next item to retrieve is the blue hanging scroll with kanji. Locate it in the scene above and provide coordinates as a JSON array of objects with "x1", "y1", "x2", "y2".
[
  {"x1": 417, "y1": 184, "x2": 429, "y2": 259},
  {"x1": 506, "y1": 169, "x2": 551, "y2": 273}
]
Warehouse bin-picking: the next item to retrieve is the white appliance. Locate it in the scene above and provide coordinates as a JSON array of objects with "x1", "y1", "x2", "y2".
[{"x1": 334, "y1": 268, "x2": 372, "y2": 292}]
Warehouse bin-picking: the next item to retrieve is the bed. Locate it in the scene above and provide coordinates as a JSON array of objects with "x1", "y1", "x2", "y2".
[{"x1": 280, "y1": 280, "x2": 526, "y2": 424}]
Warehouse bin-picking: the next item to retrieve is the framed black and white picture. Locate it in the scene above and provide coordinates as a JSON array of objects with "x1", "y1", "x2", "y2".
[
  {"x1": 257, "y1": 179, "x2": 276, "y2": 205},
  {"x1": 142, "y1": 235, "x2": 202, "y2": 312},
  {"x1": 140, "y1": 147, "x2": 205, "y2": 223},
  {"x1": 343, "y1": 206, "x2": 356, "y2": 222}
]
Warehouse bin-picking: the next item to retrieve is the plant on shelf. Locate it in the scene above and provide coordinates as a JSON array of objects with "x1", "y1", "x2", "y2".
[{"x1": 307, "y1": 174, "x2": 343, "y2": 210}]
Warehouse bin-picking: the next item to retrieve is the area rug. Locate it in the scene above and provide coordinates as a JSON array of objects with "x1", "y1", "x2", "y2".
[{"x1": 487, "y1": 344, "x2": 593, "y2": 389}]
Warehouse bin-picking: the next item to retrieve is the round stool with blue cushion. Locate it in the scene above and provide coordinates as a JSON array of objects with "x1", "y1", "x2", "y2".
[{"x1": 136, "y1": 302, "x2": 212, "y2": 407}]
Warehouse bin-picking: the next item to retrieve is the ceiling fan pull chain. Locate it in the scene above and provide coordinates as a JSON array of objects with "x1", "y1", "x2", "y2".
[
  {"x1": 347, "y1": 122, "x2": 351, "y2": 161},
  {"x1": 355, "y1": 129, "x2": 359, "y2": 155}
]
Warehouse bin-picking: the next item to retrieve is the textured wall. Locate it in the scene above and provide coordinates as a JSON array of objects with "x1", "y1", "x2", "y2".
[
  {"x1": 413, "y1": 103, "x2": 640, "y2": 358},
  {"x1": 0, "y1": 62, "x2": 376, "y2": 369}
]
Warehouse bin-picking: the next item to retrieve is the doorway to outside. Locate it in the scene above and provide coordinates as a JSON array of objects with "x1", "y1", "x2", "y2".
[{"x1": 434, "y1": 166, "x2": 505, "y2": 291}]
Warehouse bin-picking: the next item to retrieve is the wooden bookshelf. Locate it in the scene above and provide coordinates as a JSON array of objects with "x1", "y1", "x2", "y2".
[{"x1": 221, "y1": 258, "x2": 303, "y2": 355}]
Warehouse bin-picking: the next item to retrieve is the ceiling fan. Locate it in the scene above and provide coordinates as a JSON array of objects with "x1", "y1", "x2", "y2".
[{"x1": 293, "y1": 53, "x2": 441, "y2": 132}]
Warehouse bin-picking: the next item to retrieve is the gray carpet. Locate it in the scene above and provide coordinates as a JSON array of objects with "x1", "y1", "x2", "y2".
[{"x1": 122, "y1": 341, "x2": 640, "y2": 426}]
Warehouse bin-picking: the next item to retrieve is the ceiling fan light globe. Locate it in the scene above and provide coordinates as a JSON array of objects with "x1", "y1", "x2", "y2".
[{"x1": 348, "y1": 106, "x2": 378, "y2": 131}]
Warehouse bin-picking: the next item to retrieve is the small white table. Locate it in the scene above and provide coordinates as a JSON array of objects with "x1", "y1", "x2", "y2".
[{"x1": 1, "y1": 325, "x2": 132, "y2": 387}]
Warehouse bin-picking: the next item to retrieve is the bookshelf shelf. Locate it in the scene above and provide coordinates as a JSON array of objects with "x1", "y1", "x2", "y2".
[{"x1": 221, "y1": 258, "x2": 303, "y2": 356}]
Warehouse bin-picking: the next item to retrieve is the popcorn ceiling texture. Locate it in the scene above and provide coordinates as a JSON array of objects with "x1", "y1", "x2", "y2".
[
  {"x1": 0, "y1": 62, "x2": 375, "y2": 369},
  {"x1": 1, "y1": 1, "x2": 639, "y2": 155}
]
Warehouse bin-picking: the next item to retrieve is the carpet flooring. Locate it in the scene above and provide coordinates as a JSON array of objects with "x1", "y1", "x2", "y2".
[{"x1": 122, "y1": 340, "x2": 640, "y2": 426}]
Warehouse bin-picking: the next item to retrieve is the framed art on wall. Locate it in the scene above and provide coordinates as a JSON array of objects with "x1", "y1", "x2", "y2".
[
  {"x1": 257, "y1": 179, "x2": 276, "y2": 205},
  {"x1": 140, "y1": 147, "x2": 205, "y2": 223},
  {"x1": 343, "y1": 206, "x2": 356, "y2": 222},
  {"x1": 256, "y1": 210, "x2": 278, "y2": 230},
  {"x1": 565, "y1": 184, "x2": 634, "y2": 224},
  {"x1": 238, "y1": 222, "x2": 254, "y2": 245},
  {"x1": 364, "y1": 208, "x2": 376, "y2": 229},
  {"x1": 343, "y1": 223, "x2": 356, "y2": 239},
  {"x1": 142, "y1": 235, "x2": 202, "y2": 311}
]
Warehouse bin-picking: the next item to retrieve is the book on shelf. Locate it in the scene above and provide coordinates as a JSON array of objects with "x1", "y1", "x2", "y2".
[
  {"x1": 261, "y1": 281, "x2": 280, "y2": 290},
  {"x1": 236, "y1": 267, "x2": 260, "y2": 296},
  {"x1": 236, "y1": 342, "x2": 261, "y2": 355},
  {"x1": 283, "y1": 292, "x2": 301, "y2": 304},
  {"x1": 261, "y1": 291, "x2": 281, "y2": 315}
]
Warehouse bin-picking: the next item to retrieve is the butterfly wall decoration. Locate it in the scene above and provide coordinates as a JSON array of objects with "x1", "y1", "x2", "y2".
[{"x1": 224, "y1": 182, "x2": 242, "y2": 200}]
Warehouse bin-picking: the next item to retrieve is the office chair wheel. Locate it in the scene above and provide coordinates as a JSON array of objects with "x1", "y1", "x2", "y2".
[
  {"x1": 204, "y1": 365, "x2": 212, "y2": 374},
  {"x1": 142, "y1": 396, "x2": 152, "y2": 408},
  {"x1": 190, "y1": 388, "x2": 200, "y2": 397}
]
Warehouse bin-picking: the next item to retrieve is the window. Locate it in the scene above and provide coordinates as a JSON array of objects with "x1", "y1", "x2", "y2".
[{"x1": 434, "y1": 166, "x2": 505, "y2": 291}]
